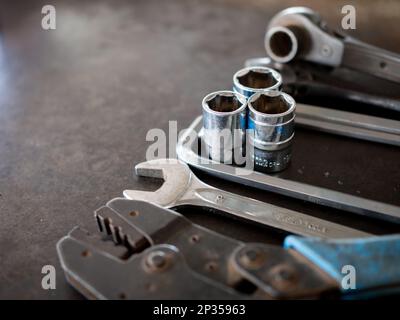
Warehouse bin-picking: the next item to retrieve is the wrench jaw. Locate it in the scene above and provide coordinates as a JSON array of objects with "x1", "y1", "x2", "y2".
[
  {"x1": 123, "y1": 158, "x2": 193, "y2": 207},
  {"x1": 134, "y1": 158, "x2": 182, "y2": 179}
]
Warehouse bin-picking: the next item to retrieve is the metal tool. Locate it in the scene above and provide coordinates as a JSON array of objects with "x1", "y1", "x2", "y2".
[
  {"x1": 58, "y1": 232, "x2": 244, "y2": 299},
  {"x1": 247, "y1": 91, "x2": 296, "y2": 172},
  {"x1": 233, "y1": 66, "x2": 282, "y2": 98},
  {"x1": 58, "y1": 199, "x2": 335, "y2": 299},
  {"x1": 295, "y1": 103, "x2": 400, "y2": 147},
  {"x1": 202, "y1": 90, "x2": 247, "y2": 163},
  {"x1": 265, "y1": 7, "x2": 400, "y2": 84},
  {"x1": 57, "y1": 199, "x2": 400, "y2": 299},
  {"x1": 245, "y1": 57, "x2": 400, "y2": 113},
  {"x1": 231, "y1": 67, "x2": 295, "y2": 172},
  {"x1": 123, "y1": 158, "x2": 369, "y2": 238},
  {"x1": 244, "y1": 58, "x2": 400, "y2": 145},
  {"x1": 176, "y1": 116, "x2": 400, "y2": 224}
]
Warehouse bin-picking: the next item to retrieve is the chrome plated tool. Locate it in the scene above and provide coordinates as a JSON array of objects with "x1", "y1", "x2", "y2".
[
  {"x1": 176, "y1": 116, "x2": 400, "y2": 224},
  {"x1": 233, "y1": 66, "x2": 282, "y2": 98},
  {"x1": 244, "y1": 57, "x2": 400, "y2": 144},
  {"x1": 295, "y1": 103, "x2": 400, "y2": 147},
  {"x1": 202, "y1": 90, "x2": 247, "y2": 163},
  {"x1": 123, "y1": 158, "x2": 370, "y2": 238},
  {"x1": 265, "y1": 7, "x2": 400, "y2": 83},
  {"x1": 247, "y1": 91, "x2": 296, "y2": 172}
]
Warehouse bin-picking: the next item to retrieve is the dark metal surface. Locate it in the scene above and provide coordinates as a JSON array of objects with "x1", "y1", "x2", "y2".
[
  {"x1": 59, "y1": 236, "x2": 245, "y2": 299},
  {"x1": 230, "y1": 243, "x2": 338, "y2": 299},
  {"x1": 0, "y1": 0, "x2": 399, "y2": 299},
  {"x1": 98, "y1": 198, "x2": 240, "y2": 287},
  {"x1": 58, "y1": 199, "x2": 339, "y2": 299}
]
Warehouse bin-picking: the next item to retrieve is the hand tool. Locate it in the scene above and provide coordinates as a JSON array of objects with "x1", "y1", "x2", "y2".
[
  {"x1": 232, "y1": 66, "x2": 296, "y2": 173},
  {"x1": 241, "y1": 60, "x2": 400, "y2": 145},
  {"x1": 247, "y1": 90, "x2": 295, "y2": 173},
  {"x1": 202, "y1": 90, "x2": 247, "y2": 163},
  {"x1": 233, "y1": 66, "x2": 282, "y2": 98},
  {"x1": 57, "y1": 199, "x2": 400, "y2": 299},
  {"x1": 176, "y1": 116, "x2": 400, "y2": 224},
  {"x1": 295, "y1": 103, "x2": 400, "y2": 147},
  {"x1": 123, "y1": 158, "x2": 369, "y2": 238},
  {"x1": 265, "y1": 7, "x2": 400, "y2": 84},
  {"x1": 245, "y1": 57, "x2": 400, "y2": 113},
  {"x1": 57, "y1": 199, "x2": 285, "y2": 299}
]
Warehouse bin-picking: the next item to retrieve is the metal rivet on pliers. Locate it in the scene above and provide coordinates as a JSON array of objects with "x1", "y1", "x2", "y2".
[
  {"x1": 239, "y1": 248, "x2": 266, "y2": 269},
  {"x1": 144, "y1": 250, "x2": 170, "y2": 272},
  {"x1": 270, "y1": 264, "x2": 297, "y2": 287}
]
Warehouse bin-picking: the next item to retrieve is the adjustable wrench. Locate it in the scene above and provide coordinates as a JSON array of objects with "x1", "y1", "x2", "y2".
[
  {"x1": 265, "y1": 7, "x2": 400, "y2": 84},
  {"x1": 123, "y1": 159, "x2": 370, "y2": 239}
]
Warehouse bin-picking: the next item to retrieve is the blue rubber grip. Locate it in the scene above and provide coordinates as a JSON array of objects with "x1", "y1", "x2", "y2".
[{"x1": 284, "y1": 234, "x2": 400, "y2": 299}]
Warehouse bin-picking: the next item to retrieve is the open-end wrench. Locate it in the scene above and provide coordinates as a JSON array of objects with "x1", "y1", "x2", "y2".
[
  {"x1": 123, "y1": 159, "x2": 370, "y2": 239},
  {"x1": 265, "y1": 7, "x2": 400, "y2": 84}
]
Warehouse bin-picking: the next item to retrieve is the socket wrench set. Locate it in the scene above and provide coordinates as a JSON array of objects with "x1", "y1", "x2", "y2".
[{"x1": 57, "y1": 7, "x2": 400, "y2": 299}]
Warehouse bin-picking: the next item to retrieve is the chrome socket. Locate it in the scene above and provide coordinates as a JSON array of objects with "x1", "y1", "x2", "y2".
[
  {"x1": 202, "y1": 91, "x2": 247, "y2": 163},
  {"x1": 265, "y1": 26, "x2": 304, "y2": 64},
  {"x1": 247, "y1": 91, "x2": 296, "y2": 173},
  {"x1": 233, "y1": 66, "x2": 282, "y2": 98}
]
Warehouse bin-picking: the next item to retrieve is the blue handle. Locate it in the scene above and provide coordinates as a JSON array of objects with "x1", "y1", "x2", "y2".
[{"x1": 284, "y1": 234, "x2": 400, "y2": 299}]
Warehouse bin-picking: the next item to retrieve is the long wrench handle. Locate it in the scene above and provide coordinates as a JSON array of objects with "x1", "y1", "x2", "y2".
[
  {"x1": 342, "y1": 38, "x2": 400, "y2": 84},
  {"x1": 187, "y1": 188, "x2": 371, "y2": 239}
]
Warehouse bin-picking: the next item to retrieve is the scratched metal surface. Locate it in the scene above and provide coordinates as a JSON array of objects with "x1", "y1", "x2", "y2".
[{"x1": 0, "y1": 0, "x2": 399, "y2": 299}]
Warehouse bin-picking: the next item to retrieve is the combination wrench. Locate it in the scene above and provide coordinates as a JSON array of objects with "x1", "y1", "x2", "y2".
[{"x1": 123, "y1": 159, "x2": 370, "y2": 239}]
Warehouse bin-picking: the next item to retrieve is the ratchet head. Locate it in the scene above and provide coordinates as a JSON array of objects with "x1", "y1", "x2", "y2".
[
  {"x1": 265, "y1": 7, "x2": 344, "y2": 67},
  {"x1": 123, "y1": 158, "x2": 193, "y2": 207}
]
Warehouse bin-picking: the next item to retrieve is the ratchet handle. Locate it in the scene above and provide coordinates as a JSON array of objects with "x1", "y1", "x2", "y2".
[
  {"x1": 342, "y1": 38, "x2": 400, "y2": 84},
  {"x1": 284, "y1": 234, "x2": 400, "y2": 298},
  {"x1": 193, "y1": 188, "x2": 370, "y2": 239}
]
